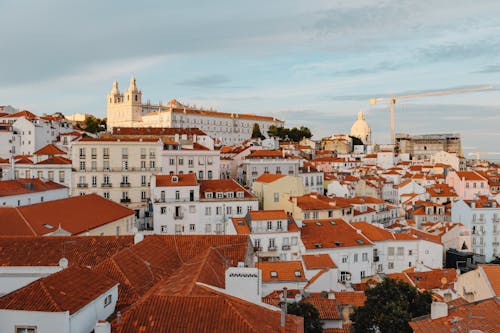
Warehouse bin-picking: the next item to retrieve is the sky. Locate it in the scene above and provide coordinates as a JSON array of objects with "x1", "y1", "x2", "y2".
[{"x1": 1, "y1": 0, "x2": 500, "y2": 159}]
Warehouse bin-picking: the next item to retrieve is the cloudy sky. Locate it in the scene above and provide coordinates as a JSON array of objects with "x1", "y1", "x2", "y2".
[{"x1": 1, "y1": 0, "x2": 499, "y2": 159}]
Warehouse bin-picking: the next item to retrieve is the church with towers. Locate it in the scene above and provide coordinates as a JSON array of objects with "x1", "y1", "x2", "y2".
[{"x1": 106, "y1": 76, "x2": 284, "y2": 145}]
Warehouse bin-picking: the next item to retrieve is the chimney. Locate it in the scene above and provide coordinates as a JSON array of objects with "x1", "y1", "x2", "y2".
[
  {"x1": 430, "y1": 302, "x2": 448, "y2": 320},
  {"x1": 94, "y1": 320, "x2": 111, "y2": 333},
  {"x1": 281, "y1": 287, "x2": 287, "y2": 333},
  {"x1": 327, "y1": 290, "x2": 335, "y2": 299},
  {"x1": 134, "y1": 232, "x2": 144, "y2": 244},
  {"x1": 116, "y1": 311, "x2": 122, "y2": 324}
]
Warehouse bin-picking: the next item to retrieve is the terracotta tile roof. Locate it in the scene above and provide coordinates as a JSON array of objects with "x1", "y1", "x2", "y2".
[
  {"x1": 3, "y1": 110, "x2": 38, "y2": 119},
  {"x1": 410, "y1": 297, "x2": 500, "y2": 333},
  {"x1": 407, "y1": 228, "x2": 442, "y2": 244},
  {"x1": 480, "y1": 265, "x2": 500, "y2": 296},
  {"x1": 302, "y1": 254, "x2": 337, "y2": 269},
  {"x1": 36, "y1": 155, "x2": 72, "y2": 165},
  {"x1": 295, "y1": 195, "x2": 333, "y2": 210},
  {"x1": 303, "y1": 297, "x2": 341, "y2": 319},
  {"x1": 254, "y1": 173, "x2": 287, "y2": 183},
  {"x1": 0, "y1": 236, "x2": 134, "y2": 267},
  {"x1": 455, "y1": 171, "x2": 487, "y2": 181},
  {"x1": 113, "y1": 289, "x2": 301, "y2": 333},
  {"x1": 14, "y1": 157, "x2": 33, "y2": 164},
  {"x1": 200, "y1": 179, "x2": 255, "y2": 199},
  {"x1": 80, "y1": 137, "x2": 159, "y2": 142},
  {"x1": 155, "y1": 173, "x2": 198, "y2": 187},
  {"x1": 301, "y1": 219, "x2": 373, "y2": 249},
  {"x1": 247, "y1": 149, "x2": 285, "y2": 158},
  {"x1": 0, "y1": 178, "x2": 66, "y2": 197},
  {"x1": 33, "y1": 144, "x2": 67, "y2": 156},
  {"x1": 0, "y1": 194, "x2": 134, "y2": 236},
  {"x1": 256, "y1": 261, "x2": 307, "y2": 282},
  {"x1": 351, "y1": 222, "x2": 417, "y2": 242},
  {"x1": 406, "y1": 269, "x2": 457, "y2": 290},
  {"x1": 0, "y1": 157, "x2": 8, "y2": 163},
  {"x1": 248, "y1": 210, "x2": 289, "y2": 221},
  {"x1": 333, "y1": 291, "x2": 367, "y2": 307},
  {"x1": 0, "y1": 265, "x2": 117, "y2": 313},
  {"x1": 231, "y1": 217, "x2": 251, "y2": 234}
]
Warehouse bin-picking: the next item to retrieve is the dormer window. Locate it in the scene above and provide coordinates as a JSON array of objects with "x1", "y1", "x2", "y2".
[
  {"x1": 236, "y1": 191, "x2": 244, "y2": 198},
  {"x1": 226, "y1": 192, "x2": 234, "y2": 198},
  {"x1": 294, "y1": 270, "x2": 302, "y2": 277},
  {"x1": 216, "y1": 192, "x2": 223, "y2": 199},
  {"x1": 172, "y1": 176, "x2": 178, "y2": 183},
  {"x1": 206, "y1": 192, "x2": 213, "y2": 199},
  {"x1": 270, "y1": 271, "x2": 278, "y2": 278}
]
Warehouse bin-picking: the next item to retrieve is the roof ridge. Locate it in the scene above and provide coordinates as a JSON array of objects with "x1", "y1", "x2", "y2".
[
  {"x1": 14, "y1": 207, "x2": 37, "y2": 235},
  {"x1": 38, "y1": 279, "x2": 63, "y2": 311}
]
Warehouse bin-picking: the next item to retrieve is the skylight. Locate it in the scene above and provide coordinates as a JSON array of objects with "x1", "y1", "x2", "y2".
[
  {"x1": 270, "y1": 271, "x2": 278, "y2": 278},
  {"x1": 315, "y1": 221, "x2": 322, "y2": 226},
  {"x1": 43, "y1": 223, "x2": 54, "y2": 229},
  {"x1": 330, "y1": 221, "x2": 336, "y2": 225},
  {"x1": 356, "y1": 239, "x2": 364, "y2": 245},
  {"x1": 294, "y1": 270, "x2": 302, "y2": 277}
]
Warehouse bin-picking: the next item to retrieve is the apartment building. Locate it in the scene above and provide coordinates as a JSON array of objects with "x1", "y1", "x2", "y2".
[
  {"x1": 239, "y1": 150, "x2": 301, "y2": 187},
  {"x1": 151, "y1": 174, "x2": 258, "y2": 235},
  {"x1": 70, "y1": 137, "x2": 163, "y2": 216}
]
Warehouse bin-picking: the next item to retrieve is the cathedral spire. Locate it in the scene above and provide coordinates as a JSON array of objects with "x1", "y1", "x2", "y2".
[
  {"x1": 128, "y1": 75, "x2": 137, "y2": 92},
  {"x1": 111, "y1": 80, "x2": 119, "y2": 94}
]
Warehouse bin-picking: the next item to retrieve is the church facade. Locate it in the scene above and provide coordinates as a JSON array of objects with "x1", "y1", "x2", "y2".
[{"x1": 106, "y1": 77, "x2": 284, "y2": 145}]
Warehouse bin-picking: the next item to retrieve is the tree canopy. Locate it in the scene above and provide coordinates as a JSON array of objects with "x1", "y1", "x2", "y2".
[
  {"x1": 251, "y1": 123, "x2": 265, "y2": 140},
  {"x1": 79, "y1": 116, "x2": 107, "y2": 134},
  {"x1": 287, "y1": 301, "x2": 323, "y2": 333},
  {"x1": 267, "y1": 125, "x2": 312, "y2": 142},
  {"x1": 351, "y1": 278, "x2": 432, "y2": 333}
]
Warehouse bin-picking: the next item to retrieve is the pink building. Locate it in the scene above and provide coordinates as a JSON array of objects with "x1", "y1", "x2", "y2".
[{"x1": 446, "y1": 171, "x2": 491, "y2": 200}]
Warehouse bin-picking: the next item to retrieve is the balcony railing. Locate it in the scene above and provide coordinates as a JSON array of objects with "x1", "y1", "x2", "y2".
[
  {"x1": 253, "y1": 246, "x2": 263, "y2": 252},
  {"x1": 120, "y1": 198, "x2": 131, "y2": 203},
  {"x1": 77, "y1": 183, "x2": 88, "y2": 188},
  {"x1": 141, "y1": 154, "x2": 146, "y2": 159},
  {"x1": 173, "y1": 214, "x2": 184, "y2": 220},
  {"x1": 122, "y1": 155, "x2": 128, "y2": 159},
  {"x1": 282, "y1": 245, "x2": 291, "y2": 250},
  {"x1": 101, "y1": 183, "x2": 112, "y2": 188},
  {"x1": 268, "y1": 246, "x2": 277, "y2": 251},
  {"x1": 103, "y1": 154, "x2": 109, "y2": 159},
  {"x1": 120, "y1": 182, "x2": 131, "y2": 187}
]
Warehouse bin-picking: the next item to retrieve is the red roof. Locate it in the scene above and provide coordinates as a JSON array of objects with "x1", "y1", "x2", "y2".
[
  {"x1": 0, "y1": 265, "x2": 117, "y2": 313},
  {"x1": 301, "y1": 219, "x2": 373, "y2": 249},
  {"x1": 256, "y1": 261, "x2": 307, "y2": 282},
  {"x1": 352, "y1": 222, "x2": 417, "y2": 241},
  {"x1": 33, "y1": 144, "x2": 67, "y2": 156},
  {"x1": 200, "y1": 179, "x2": 255, "y2": 199},
  {"x1": 247, "y1": 150, "x2": 284, "y2": 158},
  {"x1": 112, "y1": 127, "x2": 207, "y2": 136},
  {"x1": 36, "y1": 155, "x2": 72, "y2": 165},
  {"x1": 254, "y1": 173, "x2": 286, "y2": 183},
  {"x1": 333, "y1": 291, "x2": 367, "y2": 307},
  {"x1": 480, "y1": 265, "x2": 500, "y2": 296},
  {"x1": 248, "y1": 210, "x2": 288, "y2": 221},
  {"x1": 155, "y1": 173, "x2": 198, "y2": 187},
  {"x1": 0, "y1": 179, "x2": 66, "y2": 197},
  {"x1": 302, "y1": 254, "x2": 337, "y2": 269},
  {"x1": 4, "y1": 110, "x2": 37, "y2": 120},
  {"x1": 455, "y1": 171, "x2": 487, "y2": 181},
  {"x1": 0, "y1": 194, "x2": 134, "y2": 236}
]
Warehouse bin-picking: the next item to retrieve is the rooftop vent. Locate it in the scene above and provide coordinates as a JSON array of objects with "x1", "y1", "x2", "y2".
[
  {"x1": 270, "y1": 271, "x2": 278, "y2": 278},
  {"x1": 315, "y1": 221, "x2": 322, "y2": 226},
  {"x1": 330, "y1": 221, "x2": 337, "y2": 225},
  {"x1": 294, "y1": 270, "x2": 302, "y2": 277},
  {"x1": 172, "y1": 176, "x2": 178, "y2": 183},
  {"x1": 334, "y1": 241, "x2": 343, "y2": 247},
  {"x1": 356, "y1": 239, "x2": 364, "y2": 245},
  {"x1": 43, "y1": 223, "x2": 54, "y2": 230},
  {"x1": 314, "y1": 243, "x2": 323, "y2": 248}
]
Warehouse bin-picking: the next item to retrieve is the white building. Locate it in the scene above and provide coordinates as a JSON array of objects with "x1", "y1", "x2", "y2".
[
  {"x1": 230, "y1": 210, "x2": 301, "y2": 262},
  {"x1": 451, "y1": 196, "x2": 500, "y2": 261},
  {"x1": 239, "y1": 150, "x2": 301, "y2": 187},
  {"x1": 151, "y1": 174, "x2": 259, "y2": 235},
  {"x1": 0, "y1": 265, "x2": 118, "y2": 333},
  {"x1": 106, "y1": 76, "x2": 284, "y2": 145},
  {"x1": 0, "y1": 179, "x2": 68, "y2": 207}
]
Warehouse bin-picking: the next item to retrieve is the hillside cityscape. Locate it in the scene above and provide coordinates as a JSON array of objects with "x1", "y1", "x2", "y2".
[{"x1": 1, "y1": 1, "x2": 500, "y2": 333}]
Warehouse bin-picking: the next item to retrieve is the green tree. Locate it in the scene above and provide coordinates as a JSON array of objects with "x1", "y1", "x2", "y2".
[
  {"x1": 351, "y1": 278, "x2": 432, "y2": 333},
  {"x1": 81, "y1": 116, "x2": 106, "y2": 134},
  {"x1": 251, "y1": 123, "x2": 265, "y2": 140},
  {"x1": 287, "y1": 301, "x2": 323, "y2": 333}
]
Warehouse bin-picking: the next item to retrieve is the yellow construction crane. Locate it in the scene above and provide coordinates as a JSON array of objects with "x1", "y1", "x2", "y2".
[{"x1": 369, "y1": 85, "x2": 493, "y2": 145}]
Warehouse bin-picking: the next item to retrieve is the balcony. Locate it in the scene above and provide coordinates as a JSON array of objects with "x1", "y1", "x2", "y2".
[
  {"x1": 101, "y1": 183, "x2": 112, "y2": 188},
  {"x1": 77, "y1": 183, "x2": 88, "y2": 188},
  {"x1": 79, "y1": 155, "x2": 86, "y2": 159},
  {"x1": 120, "y1": 182, "x2": 131, "y2": 188},
  {"x1": 91, "y1": 154, "x2": 97, "y2": 159},
  {"x1": 103, "y1": 154, "x2": 109, "y2": 159},
  {"x1": 141, "y1": 154, "x2": 146, "y2": 159},
  {"x1": 253, "y1": 246, "x2": 263, "y2": 252},
  {"x1": 268, "y1": 246, "x2": 277, "y2": 251},
  {"x1": 122, "y1": 155, "x2": 128, "y2": 159},
  {"x1": 282, "y1": 245, "x2": 291, "y2": 250},
  {"x1": 141, "y1": 198, "x2": 148, "y2": 202},
  {"x1": 173, "y1": 214, "x2": 184, "y2": 220},
  {"x1": 120, "y1": 198, "x2": 131, "y2": 203}
]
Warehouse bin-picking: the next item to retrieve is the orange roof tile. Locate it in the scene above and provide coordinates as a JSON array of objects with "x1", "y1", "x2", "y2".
[
  {"x1": 155, "y1": 173, "x2": 198, "y2": 187},
  {"x1": 455, "y1": 171, "x2": 487, "y2": 181},
  {"x1": 303, "y1": 298, "x2": 341, "y2": 319},
  {"x1": 0, "y1": 265, "x2": 117, "y2": 313},
  {"x1": 0, "y1": 194, "x2": 134, "y2": 236},
  {"x1": 333, "y1": 291, "x2": 367, "y2": 307},
  {"x1": 301, "y1": 219, "x2": 373, "y2": 249},
  {"x1": 254, "y1": 173, "x2": 286, "y2": 183},
  {"x1": 302, "y1": 254, "x2": 337, "y2": 269},
  {"x1": 200, "y1": 179, "x2": 255, "y2": 199},
  {"x1": 231, "y1": 217, "x2": 251, "y2": 234},
  {"x1": 36, "y1": 155, "x2": 72, "y2": 165},
  {"x1": 248, "y1": 210, "x2": 288, "y2": 221},
  {"x1": 352, "y1": 222, "x2": 417, "y2": 242},
  {"x1": 0, "y1": 179, "x2": 66, "y2": 197},
  {"x1": 256, "y1": 261, "x2": 307, "y2": 282},
  {"x1": 480, "y1": 265, "x2": 500, "y2": 296},
  {"x1": 33, "y1": 144, "x2": 67, "y2": 156},
  {"x1": 247, "y1": 149, "x2": 285, "y2": 158}
]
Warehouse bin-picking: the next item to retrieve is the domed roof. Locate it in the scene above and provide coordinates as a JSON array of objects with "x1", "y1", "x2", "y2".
[{"x1": 350, "y1": 112, "x2": 371, "y2": 144}]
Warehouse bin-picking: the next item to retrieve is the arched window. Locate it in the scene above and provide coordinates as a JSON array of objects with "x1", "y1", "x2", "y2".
[{"x1": 135, "y1": 95, "x2": 138, "y2": 101}]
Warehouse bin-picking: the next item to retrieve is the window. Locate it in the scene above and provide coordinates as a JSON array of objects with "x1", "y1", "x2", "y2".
[
  {"x1": 92, "y1": 176, "x2": 97, "y2": 187},
  {"x1": 205, "y1": 207, "x2": 212, "y2": 215},
  {"x1": 79, "y1": 161, "x2": 86, "y2": 171},
  {"x1": 59, "y1": 171, "x2": 65, "y2": 182},
  {"x1": 273, "y1": 192, "x2": 279, "y2": 202},
  {"x1": 104, "y1": 294, "x2": 112, "y2": 307},
  {"x1": 79, "y1": 147, "x2": 85, "y2": 158},
  {"x1": 48, "y1": 171, "x2": 54, "y2": 181},
  {"x1": 199, "y1": 171, "x2": 204, "y2": 179},
  {"x1": 178, "y1": 158, "x2": 184, "y2": 165},
  {"x1": 237, "y1": 206, "x2": 242, "y2": 214},
  {"x1": 408, "y1": 249, "x2": 413, "y2": 256},
  {"x1": 267, "y1": 221, "x2": 273, "y2": 230},
  {"x1": 360, "y1": 270, "x2": 366, "y2": 278},
  {"x1": 342, "y1": 255, "x2": 348, "y2": 263},
  {"x1": 362, "y1": 252, "x2": 368, "y2": 261},
  {"x1": 216, "y1": 206, "x2": 222, "y2": 215},
  {"x1": 141, "y1": 175, "x2": 147, "y2": 186},
  {"x1": 16, "y1": 327, "x2": 37, "y2": 333},
  {"x1": 189, "y1": 224, "x2": 195, "y2": 232},
  {"x1": 388, "y1": 262, "x2": 394, "y2": 269},
  {"x1": 141, "y1": 191, "x2": 147, "y2": 200},
  {"x1": 340, "y1": 271, "x2": 351, "y2": 281},
  {"x1": 397, "y1": 247, "x2": 404, "y2": 256},
  {"x1": 160, "y1": 207, "x2": 167, "y2": 214},
  {"x1": 169, "y1": 158, "x2": 175, "y2": 165},
  {"x1": 103, "y1": 192, "x2": 110, "y2": 199},
  {"x1": 205, "y1": 224, "x2": 212, "y2": 233},
  {"x1": 226, "y1": 206, "x2": 232, "y2": 215},
  {"x1": 175, "y1": 191, "x2": 180, "y2": 200},
  {"x1": 277, "y1": 220, "x2": 282, "y2": 230},
  {"x1": 388, "y1": 247, "x2": 395, "y2": 256},
  {"x1": 122, "y1": 160, "x2": 128, "y2": 171},
  {"x1": 354, "y1": 253, "x2": 358, "y2": 263},
  {"x1": 150, "y1": 160, "x2": 155, "y2": 169},
  {"x1": 208, "y1": 170, "x2": 213, "y2": 179}
]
